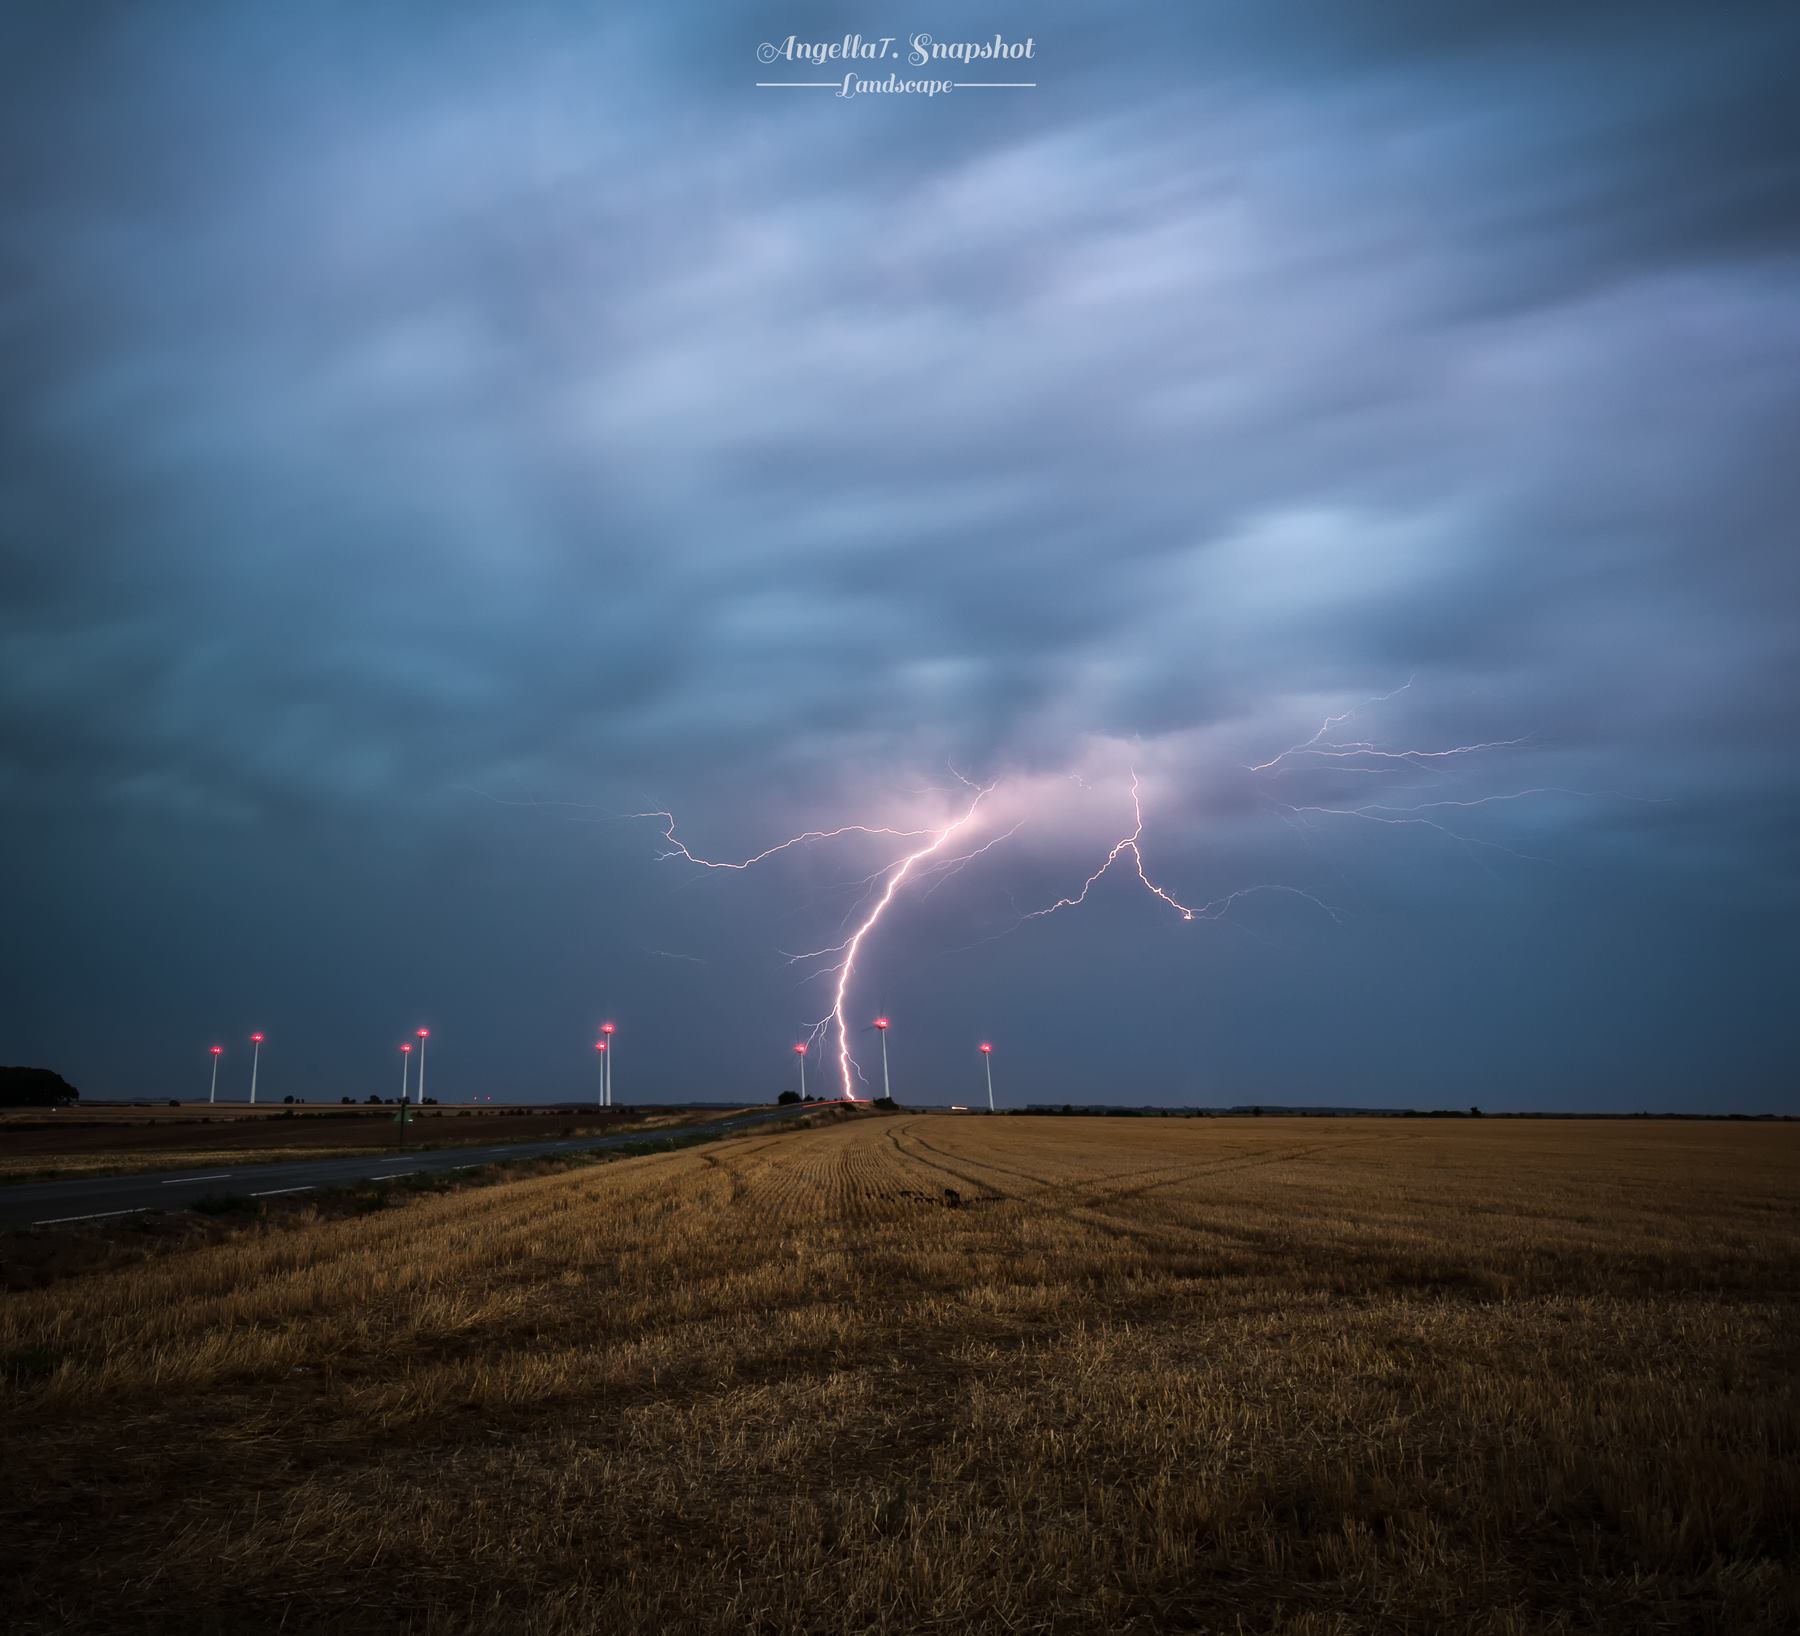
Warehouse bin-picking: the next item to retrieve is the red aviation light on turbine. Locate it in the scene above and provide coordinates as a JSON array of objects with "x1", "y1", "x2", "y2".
[
  {"x1": 600, "y1": 1022, "x2": 616, "y2": 1037},
  {"x1": 250, "y1": 1033, "x2": 264, "y2": 1043},
  {"x1": 793, "y1": 1042, "x2": 808, "y2": 1055},
  {"x1": 417, "y1": 1028, "x2": 430, "y2": 1039},
  {"x1": 211, "y1": 1045, "x2": 223, "y2": 1056},
  {"x1": 595, "y1": 1040, "x2": 607, "y2": 1052},
  {"x1": 873, "y1": 1016, "x2": 889, "y2": 1030},
  {"x1": 401, "y1": 1043, "x2": 412, "y2": 1054},
  {"x1": 979, "y1": 1042, "x2": 992, "y2": 1054}
]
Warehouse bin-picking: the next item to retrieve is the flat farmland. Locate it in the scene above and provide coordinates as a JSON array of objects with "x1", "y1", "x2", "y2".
[{"x1": 3, "y1": 1114, "x2": 1795, "y2": 1633}]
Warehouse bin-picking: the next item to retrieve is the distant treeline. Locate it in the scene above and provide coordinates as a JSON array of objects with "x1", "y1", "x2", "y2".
[{"x1": 1014, "y1": 1104, "x2": 1792, "y2": 1121}]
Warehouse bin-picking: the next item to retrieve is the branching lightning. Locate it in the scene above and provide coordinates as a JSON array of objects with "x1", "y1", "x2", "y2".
[
  {"x1": 1246, "y1": 690, "x2": 1576, "y2": 866},
  {"x1": 628, "y1": 812, "x2": 938, "y2": 868},
  {"x1": 1246, "y1": 677, "x2": 1419, "y2": 771},
  {"x1": 812, "y1": 782, "x2": 991, "y2": 1099},
  {"x1": 1018, "y1": 771, "x2": 1344, "y2": 929},
  {"x1": 622, "y1": 684, "x2": 1584, "y2": 1098}
]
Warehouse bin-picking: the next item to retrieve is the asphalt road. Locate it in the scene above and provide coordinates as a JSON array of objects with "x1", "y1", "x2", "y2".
[{"x1": 0, "y1": 1104, "x2": 812, "y2": 1230}]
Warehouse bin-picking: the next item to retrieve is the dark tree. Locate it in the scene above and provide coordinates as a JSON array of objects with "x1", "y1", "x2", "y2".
[
  {"x1": 778, "y1": 1089, "x2": 802, "y2": 1105},
  {"x1": 0, "y1": 1067, "x2": 78, "y2": 1107}
]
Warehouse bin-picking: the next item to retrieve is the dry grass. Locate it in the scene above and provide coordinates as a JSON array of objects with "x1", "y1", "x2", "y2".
[
  {"x1": 0, "y1": 1144, "x2": 396, "y2": 1182},
  {"x1": 2, "y1": 1114, "x2": 1794, "y2": 1633}
]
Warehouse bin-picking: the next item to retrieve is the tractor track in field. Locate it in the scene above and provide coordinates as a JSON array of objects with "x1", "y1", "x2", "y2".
[{"x1": 885, "y1": 1123, "x2": 1422, "y2": 1259}]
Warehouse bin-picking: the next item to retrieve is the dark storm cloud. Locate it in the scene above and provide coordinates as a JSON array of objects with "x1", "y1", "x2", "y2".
[{"x1": 1, "y1": 2, "x2": 1795, "y2": 1107}]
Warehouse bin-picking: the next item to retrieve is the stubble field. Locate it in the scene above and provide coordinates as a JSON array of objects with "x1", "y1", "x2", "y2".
[{"x1": 2, "y1": 1112, "x2": 1795, "y2": 1633}]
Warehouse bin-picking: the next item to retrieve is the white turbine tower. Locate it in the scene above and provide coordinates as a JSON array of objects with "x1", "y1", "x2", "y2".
[{"x1": 873, "y1": 1016, "x2": 892, "y2": 1101}]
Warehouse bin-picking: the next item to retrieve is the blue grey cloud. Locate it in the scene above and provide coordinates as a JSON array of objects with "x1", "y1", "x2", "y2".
[{"x1": 2, "y1": 2, "x2": 1795, "y2": 1108}]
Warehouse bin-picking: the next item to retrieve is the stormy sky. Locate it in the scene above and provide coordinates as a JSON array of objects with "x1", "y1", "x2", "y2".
[{"x1": 3, "y1": 2, "x2": 1796, "y2": 1110}]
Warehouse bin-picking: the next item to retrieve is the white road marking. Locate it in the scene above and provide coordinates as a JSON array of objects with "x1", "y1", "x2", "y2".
[{"x1": 6, "y1": 1116, "x2": 770, "y2": 1229}]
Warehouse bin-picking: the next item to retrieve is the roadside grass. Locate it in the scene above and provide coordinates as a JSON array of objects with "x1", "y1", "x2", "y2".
[
  {"x1": 0, "y1": 1106, "x2": 762, "y2": 1184},
  {"x1": 0, "y1": 1145, "x2": 394, "y2": 1184},
  {"x1": 1, "y1": 1114, "x2": 1794, "y2": 1634},
  {"x1": 0, "y1": 1114, "x2": 843, "y2": 1292}
]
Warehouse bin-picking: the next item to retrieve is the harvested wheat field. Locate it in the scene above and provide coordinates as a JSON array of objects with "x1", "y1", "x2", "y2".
[{"x1": 3, "y1": 1112, "x2": 1796, "y2": 1634}]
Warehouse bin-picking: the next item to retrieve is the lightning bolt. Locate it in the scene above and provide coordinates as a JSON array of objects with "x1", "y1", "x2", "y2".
[
  {"x1": 1013, "y1": 771, "x2": 1344, "y2": 933},
  {"x1": 814, "y1": 782, "x2": 992, "y2": 1099},
  {"x1": 1245, "y1": 677, "x2": 1528, "y2": 778},
  {"x1": 628, "y1": 785, "x2": 999, "y2": 1098},
  {"x1": 1023, "y1": 773, "x2": 1186, "y2": 917},
  {"x1": 1231, "y1": 684, "x2": 1571, "y2": 867},
  {"x1": 619, "y1": 684, "x2": 1605, "y2": 1097},
  {"x1": 625, "y1": 811, "x2": 937, "y2": 869},
  {"x1": 1247, "y1": 677, "x2": 1417, "y2": 772}
]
